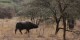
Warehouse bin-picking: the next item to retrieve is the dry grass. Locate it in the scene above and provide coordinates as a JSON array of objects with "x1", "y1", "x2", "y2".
[{"x1": 0, "y1": 17, "x2": 80, "y2": 40}]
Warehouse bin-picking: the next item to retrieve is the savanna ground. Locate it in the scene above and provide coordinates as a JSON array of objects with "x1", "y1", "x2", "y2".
[{"x1": 0, "y1": 17, "x2": 80, "y2": 40}]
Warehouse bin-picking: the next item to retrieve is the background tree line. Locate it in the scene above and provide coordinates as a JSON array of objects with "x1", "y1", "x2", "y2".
[{"x1": 0, "y1": 0, "x2": 80, "y2": 21}]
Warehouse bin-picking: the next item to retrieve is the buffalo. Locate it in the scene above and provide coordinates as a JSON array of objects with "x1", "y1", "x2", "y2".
[{"x1": 15, "y1": 21, "x2": 40, "y2": 34}]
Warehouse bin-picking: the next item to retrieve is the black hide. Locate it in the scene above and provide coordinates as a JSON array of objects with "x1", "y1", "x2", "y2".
[{"x1": 15, "y1": 21, "x2": 38, "y2": 34}]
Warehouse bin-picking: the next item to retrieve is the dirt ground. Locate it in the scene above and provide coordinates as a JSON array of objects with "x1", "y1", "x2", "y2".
[{"x1": 0, "y1": 17, "x2": 80, "y2": 40}]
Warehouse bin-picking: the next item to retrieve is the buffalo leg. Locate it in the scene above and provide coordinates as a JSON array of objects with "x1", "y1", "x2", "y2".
[
  {"x1": 25, "y1": 29, "x2": 29, "y2": 34},
  {"x1": 27, "y1": 29, "x2": 30, "y2": 37},
  {"x1": 19, "y1": 29, "x2": 22, "y2": 34},
  {"x1": 15, "y1": 28, "x2": 18, "y2": 34},
  {"x1": 25, "y1": 29, "x2": 28, "y2": 34},
  {"x1": 27, "y1": 29, "x2": 29, "y2": 33}
]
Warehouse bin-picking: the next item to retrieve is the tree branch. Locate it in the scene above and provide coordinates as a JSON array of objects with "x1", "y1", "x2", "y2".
[
  {"x1": 57, "y1": 0, "x2": 63, "y2": 12},
  {"x1": 62, "y1": 4, "x2": 69, "y2": 12}
]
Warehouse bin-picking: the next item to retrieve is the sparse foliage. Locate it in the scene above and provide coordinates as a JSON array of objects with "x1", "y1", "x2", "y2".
[{"x1": 0, "y1": 7, "x2": 14, "y2": 19}]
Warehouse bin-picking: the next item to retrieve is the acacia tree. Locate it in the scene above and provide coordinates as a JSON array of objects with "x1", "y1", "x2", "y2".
[
  {"x1": 52, "y1": 0, "x2": 80, "y2": 40},
  {"x1": 25, "y1": 0, "x2": 80, "y2": 40},
  {"x1": 26, "y1": 0, "x2": 62, "y2": 35}
]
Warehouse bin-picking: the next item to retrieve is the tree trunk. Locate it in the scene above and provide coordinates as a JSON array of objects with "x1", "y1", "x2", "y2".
[
  {"x1": 63, "y1": 17, "x2": 66, "y2": 40},
  {"x1": 55, "y1": 21, "x2": 59, "y2": 34}
]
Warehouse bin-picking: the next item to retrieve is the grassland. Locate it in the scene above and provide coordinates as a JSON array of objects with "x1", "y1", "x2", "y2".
[{"x1": 0, "y1": 17, "x2": 80, "y2": 40}]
